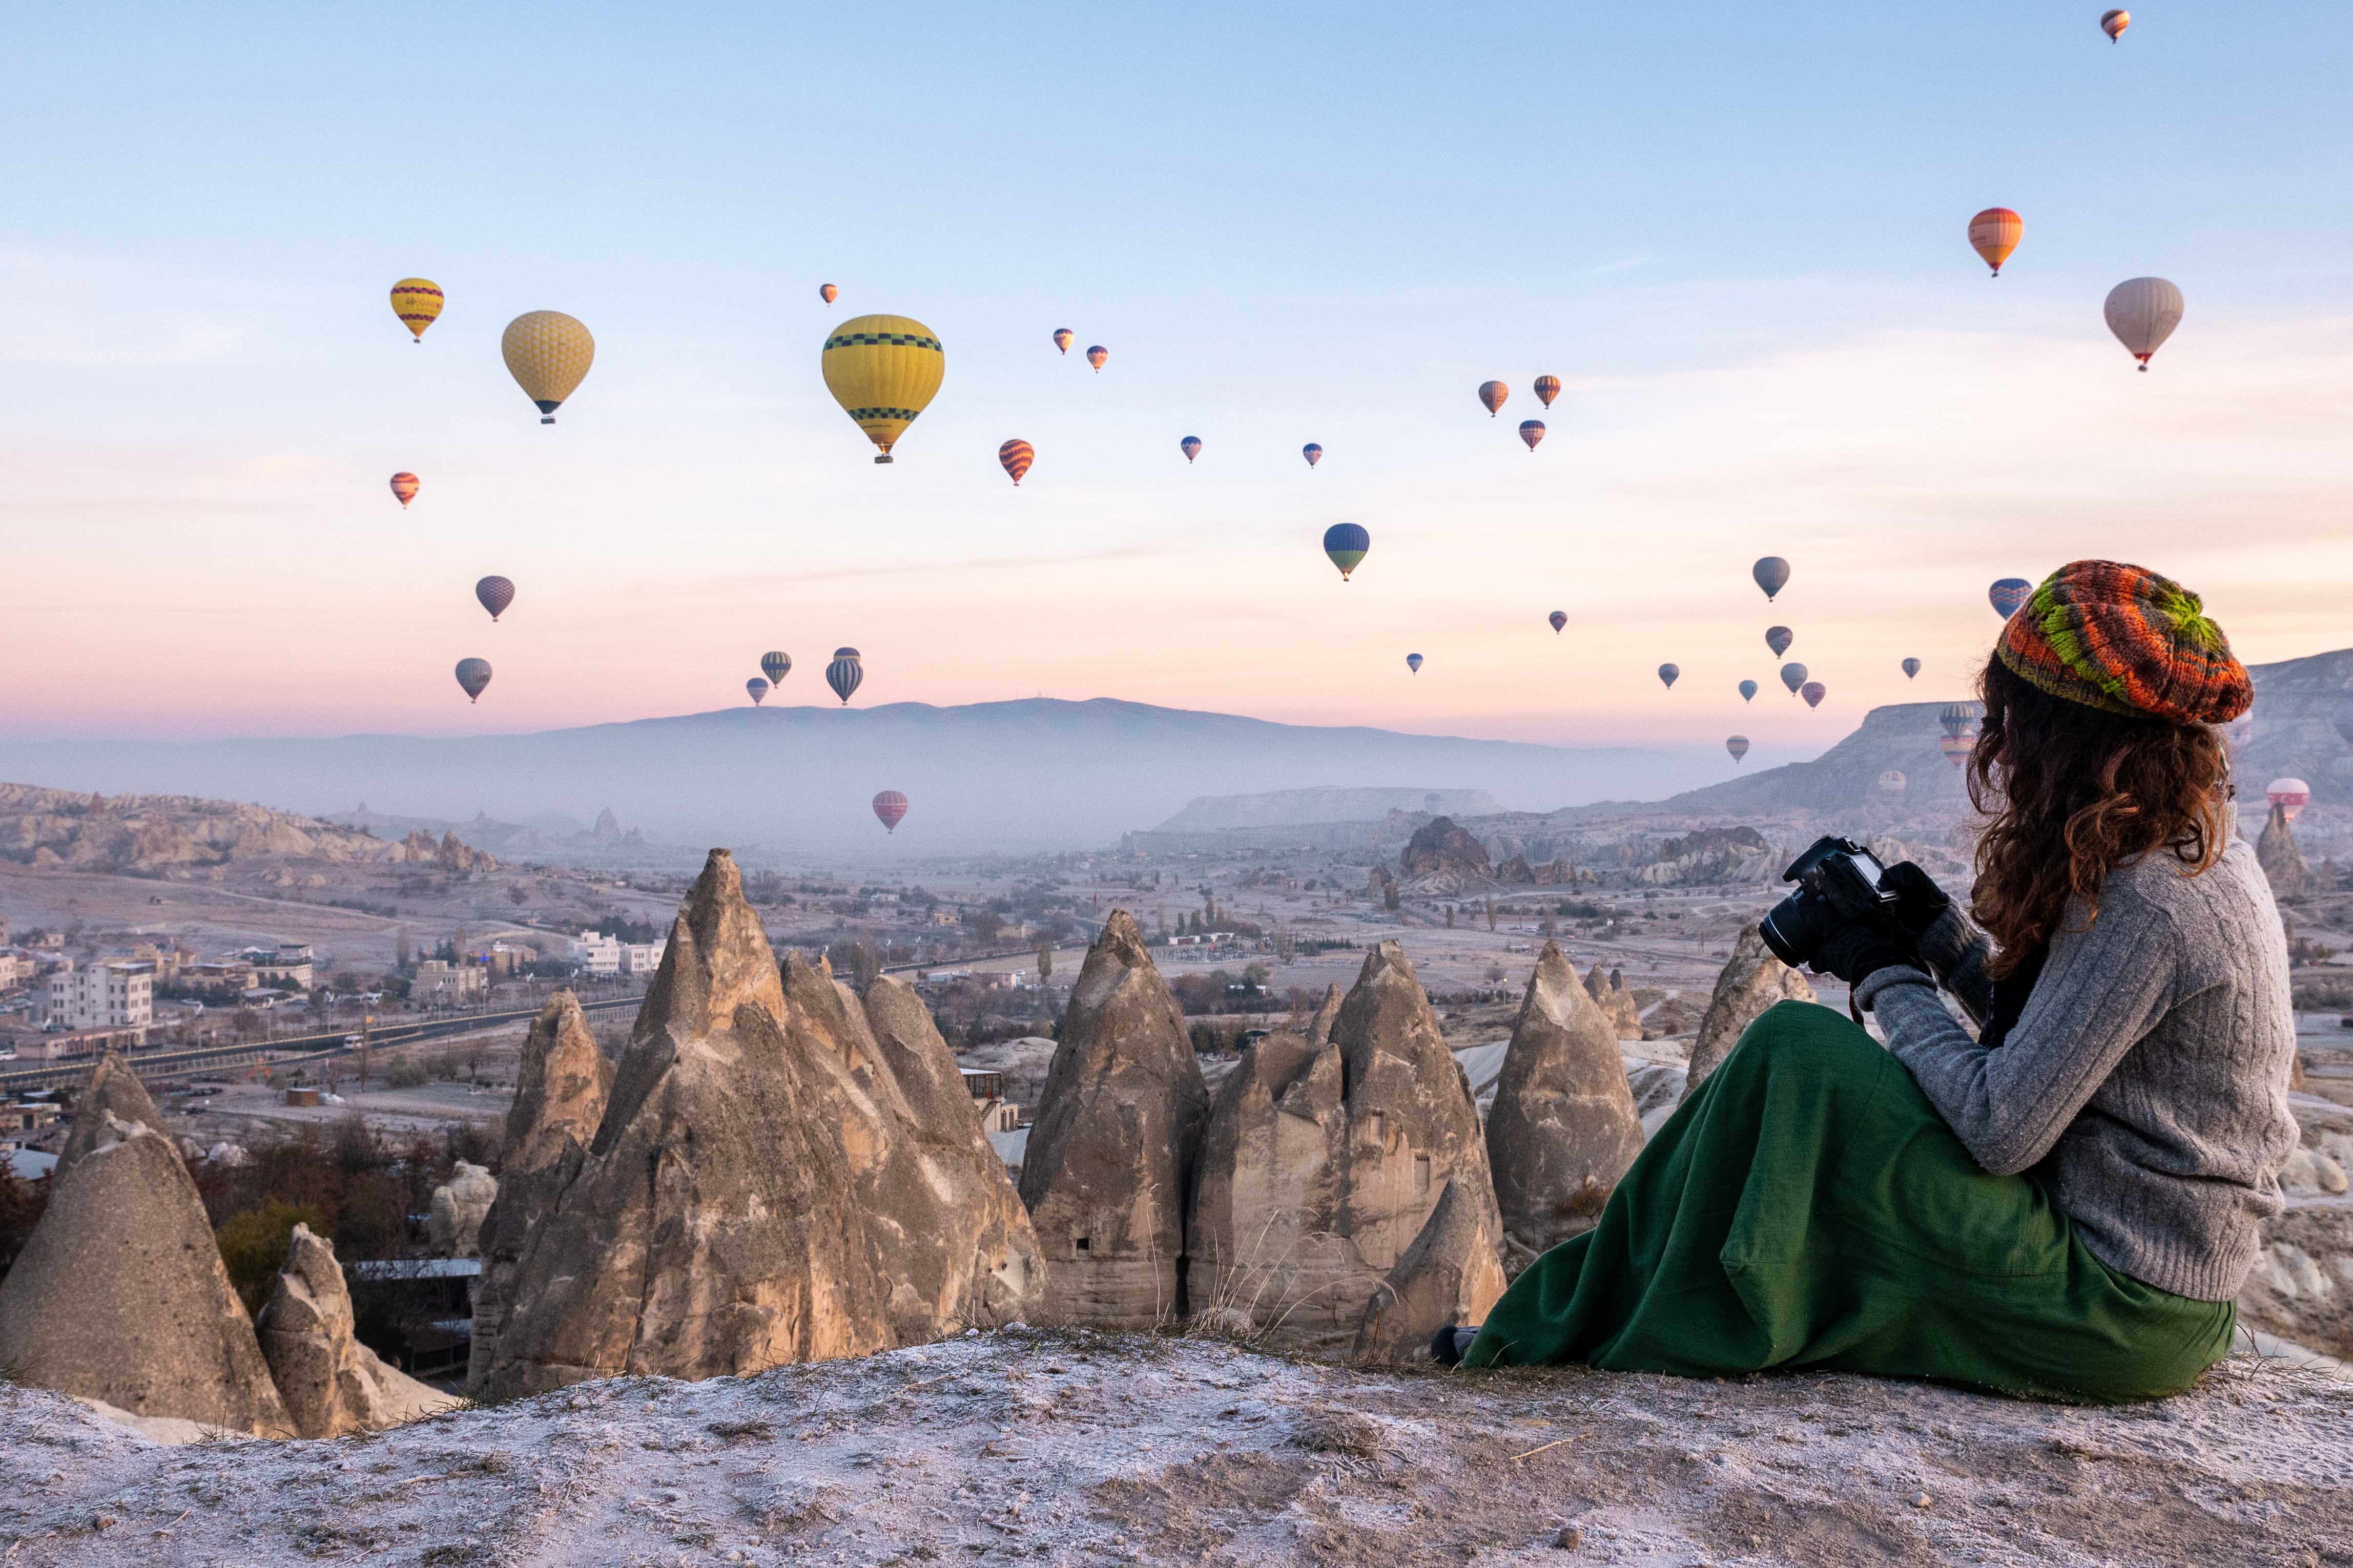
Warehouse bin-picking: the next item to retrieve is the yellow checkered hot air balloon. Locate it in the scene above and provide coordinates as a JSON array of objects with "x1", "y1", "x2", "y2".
[
  {"x1": 389, "y1": 278, "x2": 443, "y2": 343},
  {"x1": 821, "y1": 315, "x2": 945, "y2": 464},
  {"x1": 501, "y1": 311, "x2": 595, "y2": 424}
]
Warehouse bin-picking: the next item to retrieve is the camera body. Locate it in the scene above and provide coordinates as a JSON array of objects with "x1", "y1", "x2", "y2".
[{"x1": 1758, "y1": 835, "x2": 1901, "y2": 968}]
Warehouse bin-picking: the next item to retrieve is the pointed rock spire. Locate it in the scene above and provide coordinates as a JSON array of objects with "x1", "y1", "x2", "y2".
[
  {"x1": 0, "y1": 1116, "x2": 289, "y2": 1434},
  {"x1": 1304, "y1": 983, "x2": 1343, "y2": 1047},
  {"x1": 1682, "y1": 925, "x2": 1817, "y2": 1102},
  {"x1": 1485, "y1": 943, "x2": 1646, "y2": 1265},
  {"x1": 260, "y1": 1224, "x2": 456, "y2": 1437},
  {"x1": 1353, "y1": 1177, "x2": 1509, "y2": 1362},
  {"x1": 1019, "y1": 910, "x2": 1209, "y2": 1327},
  {"x1": 58, "y1": 1052, "x2": 169, "y2": 1173}
]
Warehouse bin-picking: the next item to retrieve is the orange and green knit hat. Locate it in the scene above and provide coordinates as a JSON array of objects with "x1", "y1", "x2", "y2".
[{"x1": 1996, "y1": 560, "x2": 2251, "y2": 725}]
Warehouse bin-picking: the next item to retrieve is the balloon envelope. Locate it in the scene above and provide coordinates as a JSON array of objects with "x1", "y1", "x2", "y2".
[
  {"x1": 824, "y1": 315, "x2": 945, "y2": 463},
  {"x1": 2104, "y1": 278, "x2": 2183, "y2": 370},
  {"x1": 873, "y1": 790, "x2": 909, "y2": 833},
  {"x1": 1658, "y1": 663, "x2": 1680, "y2": 689},
  {"x1": 389, "y1": 472, "x2": 420, "y2": 508},
  {"x1": 1323, "y1": 522, "x2": 1370, "y2": 580},
  {"x1": 501, "y1": 311, "x2": 595, "y2": 422},
  {"x1": 1302, "y1": 443, "x2": 1323, "y2": 467},
  {"x1": 1801, "y1": 681, "x2": 1826, "y2": 709},
  {"x1": 747, "y1": 678, "x2": 769, "y2": 705},
  {"x1": 1752, "y1": 556, "x2": 1790, "y2": 600},
  {"x1": 2268, "y1": 778, "x2": 2311, "y2": 822},
  {"x1": 826, "y1": 648, "x2": 864, "y2": 705},
  {"x1": 2101, "y1": 8, "x2": 2129, "y2": 41},
  {"x1": 1477, "y1": 380, "x2": 1508, "y2": 417},
  {"x1": 1780, "y1": 662, "x2": 1807, "y2": 694},
  {"x1": 1726, "y1": 736, "x2": 1750, "y2": 764},
  {"x1": 1765, "y1": 625, "x2": 1793, "y2": 658},
  {"x1": 1739, "y1": 679, "x2": 1759, "y2": 702},
  {"x1": 1406, "y1": 653, "x2": 1423, "y2": 674},
  {"x1": 1180, "y1": 436, "x2": 1202, "y2": 463},
  {"x1": 1939, "y1": 702, "x2": 1976, "y2": 738},
  {"x1": 474, "y1": 576, "x2": 515, "y2": 622},
  {"x1": 1968, "y1": 208, "x2": 2022, "y2": 275},
  {"x1": 1053, "y1": 328, "x2": 1073, "y2": 354},
  {"x1": 1548, "y1": 610, "x2": 1567, "y2": 634},
  {"x1": 1902, "y1": 657, "x2": 1922, "y2": 680},
  {"x1": 819, "y1": 283, "x2": 839, "y2": 305},
  {"x1": 1085, "y1": 344, "x2": 1108, "y2": 371},
  {"x1": 389, "y1": 278, "x2": 443, "y2": 342},
  {"x1": 1533, "y1": 374, "x2": 1561, "y2": 408},
  {"x1": 999, "y1": 438, "x2": 1034, "y2": 486},
  {"x1": 454, "y1": 658, "x2": 491, "y2": 703},
  {"x1": 1517, "y1": 420, "x2": 1545, "y2": 451},
  {"x1": 1879, "y1": 769, "x2": 1908, "y2": 796},
  {"x1": 1989, "y1": 577, "x2": 2032, "y2": 618},
  {"x1": 1938, "y1": 733, "x2": 1974, "y2": 770},
  {"x1": 761, "y1": 651, "x2": 792, "y2": 686}
]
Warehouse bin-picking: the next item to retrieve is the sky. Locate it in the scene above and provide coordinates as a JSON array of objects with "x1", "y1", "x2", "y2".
[{"x1": 4, "y1": 2, "x2": 2349, "y2": 775}]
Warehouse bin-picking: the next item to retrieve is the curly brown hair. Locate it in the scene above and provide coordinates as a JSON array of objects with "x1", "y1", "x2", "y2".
[{"x1": 1968, "y1": 654, "x2": 2234, "y2": 975}]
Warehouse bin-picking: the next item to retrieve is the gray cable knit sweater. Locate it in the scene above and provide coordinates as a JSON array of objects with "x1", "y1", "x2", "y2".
[{"x1": 1854, "y1": 837, "x2": 2298, "y2": 1302}]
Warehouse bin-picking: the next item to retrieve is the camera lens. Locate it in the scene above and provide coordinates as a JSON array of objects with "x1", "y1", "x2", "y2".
[{"x1": 1758, "y1": 886, "x2": 1836, "y2": 968}]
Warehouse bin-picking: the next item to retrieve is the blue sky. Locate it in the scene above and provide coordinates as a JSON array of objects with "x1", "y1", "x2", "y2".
[{"x1": 4, "y1": 3, "x2": 2348, "y2": 764}]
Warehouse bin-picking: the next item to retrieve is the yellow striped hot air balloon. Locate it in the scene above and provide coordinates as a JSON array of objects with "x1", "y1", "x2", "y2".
[
  {"x1": 822, "y1": 315, "x2": 945, "y2": 464},
  {"x1": 389, "y1": 278, "x2": 443, "y2": 343},
  {"x1": 1968, "y1": 207, "x2": 2023, "y2": 276},
  {"x1": 501, "y1": 311, "x2": 595, "y2": 424}
]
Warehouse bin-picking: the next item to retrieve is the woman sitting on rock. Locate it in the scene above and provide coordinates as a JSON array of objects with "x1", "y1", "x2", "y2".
[{"x1": 1457, "y1": 560, "x2": 2299, "y2": 1403}]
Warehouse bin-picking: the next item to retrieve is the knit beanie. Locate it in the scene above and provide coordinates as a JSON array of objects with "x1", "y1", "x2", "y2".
[{"x1": 1996, "y1": 560, "x2": 2251, "y2": 725}]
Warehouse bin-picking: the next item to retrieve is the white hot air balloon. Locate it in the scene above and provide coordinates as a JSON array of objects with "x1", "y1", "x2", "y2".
[{"x1": 2104, "y1": 278, "x2": 2183, "y2": 371}]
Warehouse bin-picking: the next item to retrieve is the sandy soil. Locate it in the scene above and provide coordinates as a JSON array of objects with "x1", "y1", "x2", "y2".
[{"x1": 3, "y1": 1329, "x2": 2346, "y2": 1567}]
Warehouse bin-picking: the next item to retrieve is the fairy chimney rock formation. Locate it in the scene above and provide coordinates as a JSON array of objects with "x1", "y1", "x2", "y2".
[
  {"x1": 0, "y1": 1115, "x2": 290, "y2": 1435},
  {"x1": 1398, "y1": 817, "x2": 1493, "y2": 881},
  {"x1": 259, "y1": 1224, "x2": 456, "y2": 1437},
  {"x1": 2258, "y1": 805, "x2": 2310, "y2": 899},
  {"x1": 467, "y1": 990, "x2": 613, "y2": 1392},
  {"x1": 1019, "y1": 910, "x2": 1209, "y2": 1328},
  {"x1": 428, "y1": 1161, "x2": 498, "y2": 1258},
  {"x1": 1353, "y1": 1178, "x2": 1510, "y2": 1363},
  {"x1": 1683, "y1": 925, "x2": 1819, "y2": 1102},
  {"x1": 1304, "y1": 983, "x2": 1344, "y2": 1047},
  {"x1": 58, "y1": 1051, "x2": 170, "y2": 1172},
  {"x1": 1585, "y1": 963, "x2": 1643, "y2": 1041},
  {"x1": 1485, "y1": 943, "x2": 1646, "y2": 1265}
]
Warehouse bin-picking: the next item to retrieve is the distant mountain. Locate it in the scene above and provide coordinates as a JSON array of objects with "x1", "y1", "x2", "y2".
[
  {"x1": 0, "y1": 699, "x2": 1702, "y2": 859},
  {"x1": 1152, "y1": 787, "x2": 1505, "y2": 832}
]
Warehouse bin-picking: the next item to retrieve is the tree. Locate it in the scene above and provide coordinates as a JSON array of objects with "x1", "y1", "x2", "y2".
[
  {"x1": 1485, "y1": 897, "x2": 1497, "y2": 932},
  {"x1": 1037, "y1": 943, "x2": 1053, "y2": 984},
  {"x1": 1444, "y1": 905, "x2": 1455, "y2": 929},
  {"x1": 394, "y1": 928, "x2": 411, "y2": 970},
  {"x1": 1382, "y1": 882, "x2": 1400, "y2": 911},
  {"x1": 1540, "y1": 911, "x2": 1557, "y2": 938},
  {"x1": 507, "y1": 884, "x2": 529, "y2": 907}
]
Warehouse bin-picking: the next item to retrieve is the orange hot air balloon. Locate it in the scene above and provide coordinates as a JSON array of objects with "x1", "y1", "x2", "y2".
[
  {"x1": 388, "y1": 472, "x2": 420, "y2": 508},
  {"x1": 1477, "y1": 380, "x2": 1508, "y2": 417},
  {"x1": 819, "y1": 283, "x2": 839, "y2": 305},
  {"x1": 1052, "y1": 328, "x2": 1074, "y2": 354},
  {"x1": 2101, "y1": 9, "x2": 2129, "y2": 42},
  {"x1": 1533, "y1": 374, "x2": 1561, "y2": 408},
  {"x1": 1968, "y1": 208, "x2": 2023, "y2": 276},
  {"x1": 998, "y1": 438, "x2": 1034, "y2": 486}
]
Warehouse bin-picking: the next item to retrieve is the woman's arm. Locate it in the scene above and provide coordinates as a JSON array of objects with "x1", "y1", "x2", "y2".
[
  {"x1": 1853, "y1": 897, "x2": 2181, "y2": 1177},
  {"x1": 1914, "y1": 905, "x2": 1997, "y2": 1027}
]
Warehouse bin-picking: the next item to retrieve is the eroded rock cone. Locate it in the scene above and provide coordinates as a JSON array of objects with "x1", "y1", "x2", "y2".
[
  {"x1": 1353, "y1": 1178, "x2": 1509, "y2": 1363},
  {"x1": 0, "y1": 1116, "x2": 288, "y2": 1435},
  {"x1": 484, "y1": 850, "x2": 900, "y2": 1395},
  {"x1": 2258, "y1": 805, "x2": 2309, "y2": 899},
  {"x1": 1682, "y1": 925, "x2": 1817, "y2": 1103},
  {"x1": 1020, "y1": 910, "x2": 1209, "y2": 1327},
  {"x1": 427, "y1": 1161, "x2": 497, "y2": 1258},
  {"x1": 1485, "y1": 944, "x2": 1645, "y2": 1267},
  {"x1": 57, "y1": 1052, "x2": 170, "y2": 1173},
  {"x1": 259, "y1": 1224, "x2": 455, "y2": 1437},
  {"x1": 1304, "y1": 984, "x2": 1343, "y2": 1047},
  {"x1": 468, "y1": 990, "x2": 612, "y2": 1392}
]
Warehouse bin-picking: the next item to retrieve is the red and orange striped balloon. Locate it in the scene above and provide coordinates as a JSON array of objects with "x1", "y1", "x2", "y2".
[
  {"x1": 1478, "y1": 380, "x2": 1508, "y2": 417},
  {"x1": 998, "y1": 438, "x2": 1034, "y2": 486},
  {"x1": 1533, "y1": 374, "x2": 1561, "y2": 408},
  {"x1": 388, "y1": 472, "x2": 420, "y2": 508},
  {"x1": 1968, "y1": 208, "x2": 2023, "y2": 276}
]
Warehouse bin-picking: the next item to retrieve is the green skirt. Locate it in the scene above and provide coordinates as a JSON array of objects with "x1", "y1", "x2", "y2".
[{"x1": 1464, "y1": 1001, "x2": 2234, "y2": 1404}]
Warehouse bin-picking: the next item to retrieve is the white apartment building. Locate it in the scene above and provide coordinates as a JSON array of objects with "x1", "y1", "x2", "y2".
[
  {"x1": 38, "y1": 960, "x2": 154, "y2": 1031},
  {"x1": 567, "y1": 931, "x2": 621, "y2": 975},
  {"x1": 621, "y1": 939, "x2": 668, "y2": 977},
  {"x1": 411, "y1": 960, "x2": 488, "y2": 1005}
]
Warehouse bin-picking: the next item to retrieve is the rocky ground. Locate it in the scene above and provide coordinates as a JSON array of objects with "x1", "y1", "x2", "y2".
[{"x1": 4, "y1": 1328, "x2": 2348, "y2": 1568}]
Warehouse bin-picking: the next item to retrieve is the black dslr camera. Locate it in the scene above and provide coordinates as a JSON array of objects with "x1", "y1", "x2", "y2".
[{"x1": 1758, "y1": 836, "x2": 1901, "y2": 968}]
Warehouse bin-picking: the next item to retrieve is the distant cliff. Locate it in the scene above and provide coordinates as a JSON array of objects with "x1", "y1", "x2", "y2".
[{"x1": 0, "y1": 782, "x2": 493, "y2": 877}]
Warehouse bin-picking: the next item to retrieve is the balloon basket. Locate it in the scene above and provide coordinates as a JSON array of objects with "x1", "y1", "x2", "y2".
[{"x1": 875, "y1": 454, "x2": 893, "y2": 464}]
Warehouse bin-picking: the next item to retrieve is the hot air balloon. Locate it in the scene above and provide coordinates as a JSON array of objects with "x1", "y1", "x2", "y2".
[
  {"x1": 747, "y1": 678, "x2": 769, "y2": 705},
  {"x1": 1938, "y1": 733, "x2": 1974, "y2": 770},
  {"x1": 501, "y1": 311, "x2": 595, "y2": 423},
  {"x1": 1303, "y1": 443, "x2": 1323, "y2": 468},
  {"x1": 389, "y1": 472, "x2": 420, "y2": 508},
  {"x1": 1989, "y1": 577, "x2": 2032, "y2": 618},
  {"x1": 1902, "y1": 657, "x2": 1922, "y2": 680},
  {"x1": 873, "y1": 790, "x2": 910, "y2": 834},
  {"x1": 1780, "y1": 662, "x2": 1807, "y2": 695},
  {"x1": 1052, "y1": 328, "x2": 1074, "y2": 354},
  {"x1": 1968, "y1": 208, "x2": 2023, "y2": 276},
  {"x1": 1518, "y1": 420, "x2": 1545, "y2": 452},
  {"x1": 1323, "y1": 523, "x2": 1369, "y2": 581},
  {"x1": 1939, "y1": 703, "x2": 1976, "y2": 739},
  {"x1": 2101, "y1": 9, "x2": 2129, "y2": 42},
  {"x1": 455, "y1": 658, "x2": 491, "y2": 703},
  {"x1": 1752, "y1": 556, "x2": 1791, "y2": 601},
  {"x1": 2105, "y1": 278, "x2": 2183, "y2": 371},
  {"x1": 819, "y1": 283, "x2": 840, "y2": 305},
  {"x1": 825, "y1": 647, "x2": 864, "y2": 705},
  {"x1": 1801, "y1": 681, "x2": 1827, "y2": 709},
  {"x1": 999, "y1": 438, "x2": 1034, "y2": 486},
  {"x1": 1180, "y1": 436, "x2": 1202, "y2": 463},
  {"x1": 1658, "y1": 663, "x2": 1680, "y2": 689},
  {"x1": 2268, "y1": 778, "x2": 2311, "y2": 822},
  {"x1": 1478, "y1": 381, "x2": 1508, "y2": 417},
  {"x1": 1879, "y1": 769, "x2": 1908, "y2": 797},
  {"x1": 823, "y1": 315, "x2": 945, "y2": 464},
  {"x1": 474, "y1": 576, "x2": 515, "y2": 622},
  {"x1": 1534, "y1": 374, "x2": 1561, "y2": 408},
  {"x1": 1765, "y1": 626, "x2": 1793, "y2": 658},
  {"x1": 761, "y1": 651, "x2": 792, "y2": 686},
  {"x1": 1085, "y1": 344, "x2": 1108, "y2": 372},
  {"x1": 389, "y1": 278, "x2": 442, "y2": 343},
  {"x1": 1727, "y1": 736, "x2": 1750, "y2": 765},
  {"x1": 1739, "y1": 679, "x2": 1759, "y2": 702},
  {"x1": 1548, "y1": 610, "x2": 1567, "y2": 634},
  {"x1": 1406, "y1": 653, "x2": 1423, "y2": 674}
]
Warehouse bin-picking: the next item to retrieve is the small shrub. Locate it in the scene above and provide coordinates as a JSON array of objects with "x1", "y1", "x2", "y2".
[
  {"x1": 383, "y1": 1057, "x2": 429, "y2": 1090},
  {"x1": 216, "y1": 1200, "x2": 327, "y2": 1313}
]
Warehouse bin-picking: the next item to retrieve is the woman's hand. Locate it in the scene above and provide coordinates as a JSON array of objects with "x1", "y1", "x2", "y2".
[
  {"x1": 1883, "y1": 862, "x2": 1953, "y2": 940},
  {"x1": 1806, "y1": 924, "x2": 1924, "y2": 987}
]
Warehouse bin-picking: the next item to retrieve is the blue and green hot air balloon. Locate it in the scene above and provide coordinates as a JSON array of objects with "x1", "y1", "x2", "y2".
[{"x1": 1323, "y1": 523, "x2": 1370, "y2": 581}]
